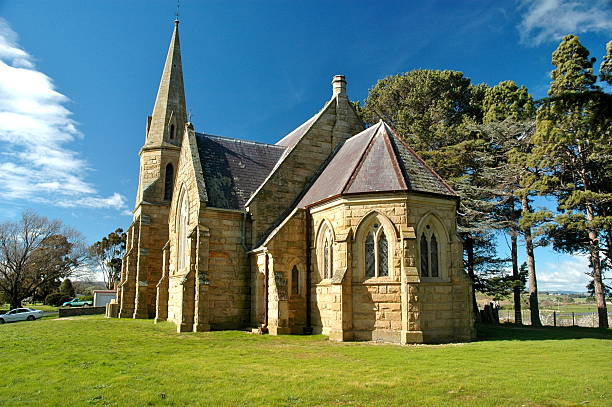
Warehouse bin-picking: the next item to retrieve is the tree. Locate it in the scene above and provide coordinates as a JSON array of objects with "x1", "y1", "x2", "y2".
[
  {"x1": 362, "y1": 70, "x2": 484, "y2": 160},
  {"x1": 600, "y1": 41, "x2": 612, "y2": 84},
  {"x1": 59, "y1": 278, "x2": 76, "y2": 298},
  {"x1": 479, "y1": 80, "x2": 538, "y2": 325},
  {"x1": 532, "y1": 35, "x2": 612, "y2": 328},
  {"x1": 89, "y1": 228, "x2": 126, "y2": 289},
  {"x1": 0, "y1": 211, "x2": 88, "y2": 310}
]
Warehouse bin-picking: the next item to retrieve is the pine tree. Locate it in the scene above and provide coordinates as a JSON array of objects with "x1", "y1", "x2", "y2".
[
  {"x1": 533, "y1": 35, "x2": 611, "y2": 328},
  {"x1": 476, "y1": 80, "x2": 551, "y2": 325},
  {"x1": 59, "y1": 278, "x2": 76, "y2": 298}
]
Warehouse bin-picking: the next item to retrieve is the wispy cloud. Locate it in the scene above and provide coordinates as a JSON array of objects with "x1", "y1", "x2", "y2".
[
  {"x1": 0, "y1": 18, "x2": 127, "y2": 212},
  {"x1": 538, "y1": 254, "x2": 591, "y2": 292},
  {"x1": 517, "y1": 0, "x2": 612, "y2": 46}
]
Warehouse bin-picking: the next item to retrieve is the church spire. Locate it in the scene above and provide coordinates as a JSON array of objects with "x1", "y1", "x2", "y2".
[{"x1": 146, "y1": 20, "x2": 187, "y2": 146}]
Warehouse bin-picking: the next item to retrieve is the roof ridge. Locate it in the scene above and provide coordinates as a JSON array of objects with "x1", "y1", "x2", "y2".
[
  {"x1": 244, "y1": 102, "x2": 330, "y2": 207},
  {"x1": 382, "y1": 122, "x2": 458, "y2": 196},
  {"x1": 380, "y1": 125, "x2": 408, "y2": 190},
  {"x1": 342, "y1": 122, "x2": 382, "y2": 193},
  {"x1": 196, "y1": 132, "x2": 286, "y2": 149}
]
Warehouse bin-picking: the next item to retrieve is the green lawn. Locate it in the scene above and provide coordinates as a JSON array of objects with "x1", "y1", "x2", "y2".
[
  {"x1": 1, "y1": 303, "x2": 59, "y2": 312},
  {"x1": 0, "y1": 317, "x2": 610, "y2": 407}
]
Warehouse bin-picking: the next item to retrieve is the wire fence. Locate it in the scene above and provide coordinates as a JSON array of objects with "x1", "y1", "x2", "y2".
[{"x1": 499, "y1": 309, "x2": 611, "y2": 328}]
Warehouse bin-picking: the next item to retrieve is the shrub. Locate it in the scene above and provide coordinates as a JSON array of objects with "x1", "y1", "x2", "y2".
[
  {"x1": 45, "y1": 293, "x2": 72, "y2": 307},
  {"x1": 45, "y1": 293, "x2": 62, "y2": 306},
  {"x1": 80, "y1": 295, "x2": 93, "y2": 302}
]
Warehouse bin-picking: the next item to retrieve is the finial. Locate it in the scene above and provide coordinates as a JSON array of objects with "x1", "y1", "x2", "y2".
[{"x1": 175, "y1": 0, "x2": 180, "y2": 24}]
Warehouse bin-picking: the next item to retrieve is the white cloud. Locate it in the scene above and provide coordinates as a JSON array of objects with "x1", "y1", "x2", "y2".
[
  {"x1": 517, "y1": 0, "x2": 612, "y2": 45},
  {"x1": 538, "y1": 254, "x2": 591, "y2": 292},
  {"x1": 0, "y1": 18, "x2": 127, "y2": 211}
]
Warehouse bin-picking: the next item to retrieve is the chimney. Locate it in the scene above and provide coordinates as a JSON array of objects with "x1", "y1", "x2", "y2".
[{"x1": 332, "y1": 75, "x2": 347, "y2": 97}]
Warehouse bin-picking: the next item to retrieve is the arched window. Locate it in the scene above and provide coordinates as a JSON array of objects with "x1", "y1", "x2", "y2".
[
  {"x1": 291, "y1": 265, "x2": 299, "y2": 295},
  {"x1": 318, "y1": 222, "x2": 334, "y2": 280},
  {"x1": 177, "y1": 189, "x2": 189, "y2": 271},
  {"x1": 420, "y1": 233, "x2": 429, "y2": 277},
  {"x1": 364, "y1": 222, "x2": 391, "y2": 278},
  {"x1": 419, "y1": 224, "x2": 441, "y2": 278},
  {"x1": 169, "y1": 124, "x2": 175, "y2": 140},
  {"x1": 365, "y1": 231, "x2": 375, "y2": 278},
  {"x1": 378, "y1": 232, "x2": 388, "y2": 277},
  {"x1": 163, "y1": 163, "x2": 174, "y2": 201},
  {"x1": 430, "y1": 234, "x2": 439, "y2": 277}
]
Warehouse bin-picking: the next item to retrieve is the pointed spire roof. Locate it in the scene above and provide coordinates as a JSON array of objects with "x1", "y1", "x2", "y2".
[
  {"x1": 296, "y1": 120, "x2": 457, "y2": 208},
  {"x1": 146, "y1": 20, "x2": 187, "y2": 146}
]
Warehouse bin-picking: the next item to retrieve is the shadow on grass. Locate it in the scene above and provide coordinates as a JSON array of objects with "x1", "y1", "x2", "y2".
[{"x1": 477, "y1": 322, "x2": 612, "y2": 341}]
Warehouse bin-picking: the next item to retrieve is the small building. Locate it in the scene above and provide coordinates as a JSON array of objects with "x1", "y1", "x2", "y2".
[{"x1": 93, "y1": 290, "x2": 117, "y2": 307}]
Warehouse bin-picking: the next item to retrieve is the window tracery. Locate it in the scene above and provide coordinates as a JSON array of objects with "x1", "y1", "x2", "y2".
[
  {"x1": 318, "y1": 222, "x2": 334, "y2": 280},
  {"x1": 419, "y1": 221, "x2": 443, "y2": 279},
  {"x1": 364, "y1": 222, "x2": 390, "y2": 278}
]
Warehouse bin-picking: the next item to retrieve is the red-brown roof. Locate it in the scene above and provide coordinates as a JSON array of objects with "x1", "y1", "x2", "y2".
[{"x1": 297, "y1": 120, "x2": 456, "y2": 208}]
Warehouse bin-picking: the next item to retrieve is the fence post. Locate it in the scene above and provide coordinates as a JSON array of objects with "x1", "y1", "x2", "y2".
[
  {"x1": 572, "y1": 312, "x2": 575, "y2": 326},
  {"x1": 553, "y1": 311, "x2": 557, "y2": 327}
]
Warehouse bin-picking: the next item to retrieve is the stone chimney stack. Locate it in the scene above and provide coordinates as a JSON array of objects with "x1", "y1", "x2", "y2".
[{"x1": 332, "y1": 75, "x2": 347, "y2": 97}]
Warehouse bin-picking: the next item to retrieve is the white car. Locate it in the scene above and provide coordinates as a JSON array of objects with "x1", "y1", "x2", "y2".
[{"x1": 0, "y1": 308, "x2": 44, "y2": 324}]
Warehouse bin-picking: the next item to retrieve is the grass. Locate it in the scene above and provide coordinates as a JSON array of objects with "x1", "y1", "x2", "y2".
[
  {"x1": 0, "y1": 317, "x2": 610, "y2": 407},
  {"x1": 1, "y1": 303, "x2": 59, "y2": 313}
]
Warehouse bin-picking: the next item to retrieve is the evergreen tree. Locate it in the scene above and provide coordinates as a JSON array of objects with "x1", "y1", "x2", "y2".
[
  {"x1": 476, "y1": 80, "x2": 546, "y2": 325},
  {"x1": 600, "y1": 41, "x2": 612, "y2": 85},
  {"x1": 59, "y1": 278, "x2": 76, "y2": 298},
  {"x1": 533, "y1": 35, "x2": 611, "y2": 328}
]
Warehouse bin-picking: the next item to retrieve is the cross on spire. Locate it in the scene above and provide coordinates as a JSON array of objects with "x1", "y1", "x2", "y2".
[{"x1": 175, "y1": 0, "x2": 180, "y2": 23}]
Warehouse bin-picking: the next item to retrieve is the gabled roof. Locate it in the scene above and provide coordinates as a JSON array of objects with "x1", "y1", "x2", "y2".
[
  {"x1": 244, "y1": 106, "x2": 326, "y2": 208},
  {"x1": 194, "y1": 133, "x2": 285, "y2": 209},
  {"x1": 297, "y1": 120, "x2": 456, "y2": 208}
]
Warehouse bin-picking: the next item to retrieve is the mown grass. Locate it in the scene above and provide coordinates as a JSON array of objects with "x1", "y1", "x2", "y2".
[
  {"x1": 0, "y1": 317, "x2": 610, "y2": 407},
  {"x1": 1, "y1": 303, "x2": 59, "y2": 312}
]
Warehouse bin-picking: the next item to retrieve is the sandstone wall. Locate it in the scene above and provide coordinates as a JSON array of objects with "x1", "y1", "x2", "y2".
[
  {"x1": 167, "y1": 130, "x2": 204, "y2": 330},
  {"x1": 253, "y1": 210, "x2": 307, "y2": 334},
  {"x1": 247, "y1": 96, "x2": 363, "y2": 246},
  {"x1": 166, "y1": 129, "x2": 250, "y2": 331},
  {"x1": 308, "y1": 193, "x2": 474, "y2": 343},
  {"x1": 198, "y1": 208, "x2": 250, "y2": 330}
]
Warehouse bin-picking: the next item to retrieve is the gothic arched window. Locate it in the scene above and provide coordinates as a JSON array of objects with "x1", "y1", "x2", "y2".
[
  {"x1": 164, "y1": 163, "x2": 174, "y2": 201},
  {"x1": 291, "y1": 265, "x2": 299, "y2": 295},
  {"x1": 420, "y1": 224, "x2": 441, "y2": 278},
  {"x1": 430, "y1": 234, "x2": 439, "y2": 277},
  {"x1": 364, "y1": 223, "x2": 391, "y2": 278},
  {"x1": 420, "y1": 233, "x2": 429, "y2": 277},
  {"x1": 177, "y1": 188, "x2": 189, "y2": 271},
  {"x1": 365, "y1": 231, "x2": 375, "y2": 278},
  {"x1": 378, "y1": 232, "x2": 389, "y2": 277},
  {"x1": 318, "y1": 222, "x2": 334, "y2": 280}
]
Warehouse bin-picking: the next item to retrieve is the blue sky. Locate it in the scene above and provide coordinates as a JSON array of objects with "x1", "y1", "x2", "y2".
[{"x1": 1, "y1": 0, "x2": 610, "y2": 291}]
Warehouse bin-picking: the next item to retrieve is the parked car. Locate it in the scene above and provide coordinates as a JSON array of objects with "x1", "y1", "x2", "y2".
[
  {"x1": 0, "y1": 308, "x2": 44, "y2": 324},
  {"x1": 62, "y1": 298, "x2": 93, "y2": 307}
]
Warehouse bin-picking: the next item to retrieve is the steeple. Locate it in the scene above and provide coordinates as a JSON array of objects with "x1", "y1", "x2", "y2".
[{"x1": 146, "y1": 20, "x2": 187, "y2": 147}]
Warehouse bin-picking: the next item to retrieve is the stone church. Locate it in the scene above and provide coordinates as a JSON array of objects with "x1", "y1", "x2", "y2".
[{"x1": 115, "y1": 21, "x2": 475, "y2": 344}]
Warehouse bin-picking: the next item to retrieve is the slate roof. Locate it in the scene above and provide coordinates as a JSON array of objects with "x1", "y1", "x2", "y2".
[
  {"x1": 297, "y1": 120, "x2": 456, "y2": 208},
  {"x1": 194, "y1": 133, "x2": 286, "y2": 209}
]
